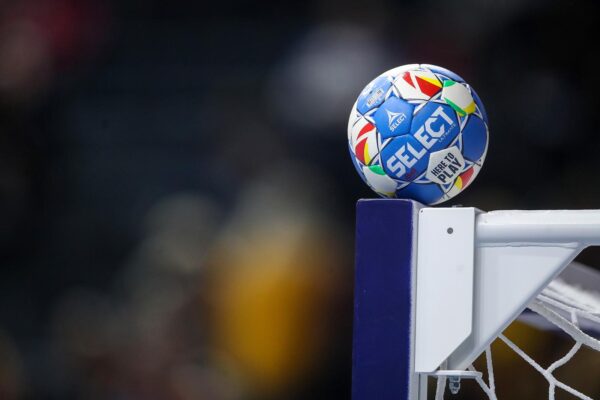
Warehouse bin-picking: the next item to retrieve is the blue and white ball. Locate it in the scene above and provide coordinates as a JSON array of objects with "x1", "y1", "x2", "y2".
[{"x1": 348, "y1": 64, "x2": 489, "y2": 205}]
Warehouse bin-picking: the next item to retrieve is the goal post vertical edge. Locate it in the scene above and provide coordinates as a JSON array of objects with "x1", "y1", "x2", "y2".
[{"x1": 352, "y1": 199, "x2": 425, "y2": 400}]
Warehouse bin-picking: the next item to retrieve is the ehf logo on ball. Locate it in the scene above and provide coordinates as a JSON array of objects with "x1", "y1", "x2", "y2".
[{"x1": 348, "y1": 64, "x2": 489, "y2": 205}]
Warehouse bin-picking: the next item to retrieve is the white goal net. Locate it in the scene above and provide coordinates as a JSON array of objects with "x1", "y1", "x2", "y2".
[{"x1": 434, "y1": 263, "x2": 600, "y2": 400}]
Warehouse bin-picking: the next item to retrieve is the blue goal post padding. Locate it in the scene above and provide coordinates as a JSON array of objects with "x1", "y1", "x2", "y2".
[{"x1": 352, "y1": 199, "x2": 421, "y2": 400}]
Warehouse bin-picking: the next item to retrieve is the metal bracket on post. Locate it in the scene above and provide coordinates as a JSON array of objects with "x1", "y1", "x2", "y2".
[{"x1": 415, "y1": 207, "x2": 477, "y2": 373}]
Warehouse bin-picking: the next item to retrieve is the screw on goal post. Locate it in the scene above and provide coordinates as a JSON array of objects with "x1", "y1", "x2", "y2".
[{"x1": 352, "y1": 199, "x2": 600, "y2": 400}]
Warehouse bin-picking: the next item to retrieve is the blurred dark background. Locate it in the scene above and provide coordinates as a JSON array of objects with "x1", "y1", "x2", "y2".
[{"x1": 1, "y1": 0, "x2": 599, "y2": 399}]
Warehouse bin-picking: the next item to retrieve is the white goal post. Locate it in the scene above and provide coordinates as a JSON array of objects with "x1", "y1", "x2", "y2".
[{"x1": 352, "y1": 199, "x2": 600, "y2": 400}]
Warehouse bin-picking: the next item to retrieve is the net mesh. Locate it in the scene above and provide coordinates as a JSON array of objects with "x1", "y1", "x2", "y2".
[{"x1": 434, "y1": 277, "x2": 600, "y2": 400}]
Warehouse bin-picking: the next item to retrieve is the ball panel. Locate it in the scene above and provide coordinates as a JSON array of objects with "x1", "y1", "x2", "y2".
[
  {"x1": 471, "y1": 88, "x2": 488, "y2": 122},
  {"x1": 438, "y1": 164, "x2": 482, "y2": 204},
  {"x1": 380, "y1": 134, "x2": 429, "y2": 181},
  {"x1": 425, "y1": 146, "x2": 467, "y2": 186},
  {"x1": 395, "y1": 182, "x2": 444, "y2": 205},
  {"x1": 441, "y1": 80, "x2": 476, "y2": 116},
  {"x1": 356, "y1": 75, "x2": 393, "y2": 115},
  {"x1": 349, "y1": 118, "x2": 379, "y2": 165},
  {"x1": 373, "y1": 96, "x2": 414, "y2": 139},
  {"x1": 347, "y1": 100, "x2": 361, "y2": 141},
  {"x1": 461, "y1": 116, "x2": 488, "y2": 162},
  {"x1": 410, "y1": 102, "x2": 460, "y2": 155},
  {"x1": 349, "y1": 144, "x2": 368, "y2": 180},
  {"x1": 362, "y1": 164, "x2": 398, "y2": 197},
  {"x1": 421, "y1": 64, "x2": 465, "y2": 83},
  {"x1": 393, "y1": 68, "x2": 442, "y2": 100},
  {"x1": 456, "y1": 165, "x2": 479, "y2": 190}
]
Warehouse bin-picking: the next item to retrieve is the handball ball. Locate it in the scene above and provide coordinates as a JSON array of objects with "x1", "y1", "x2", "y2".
[{"x1": 348, "y1": 64, "x2": 489, "y2": 205}]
